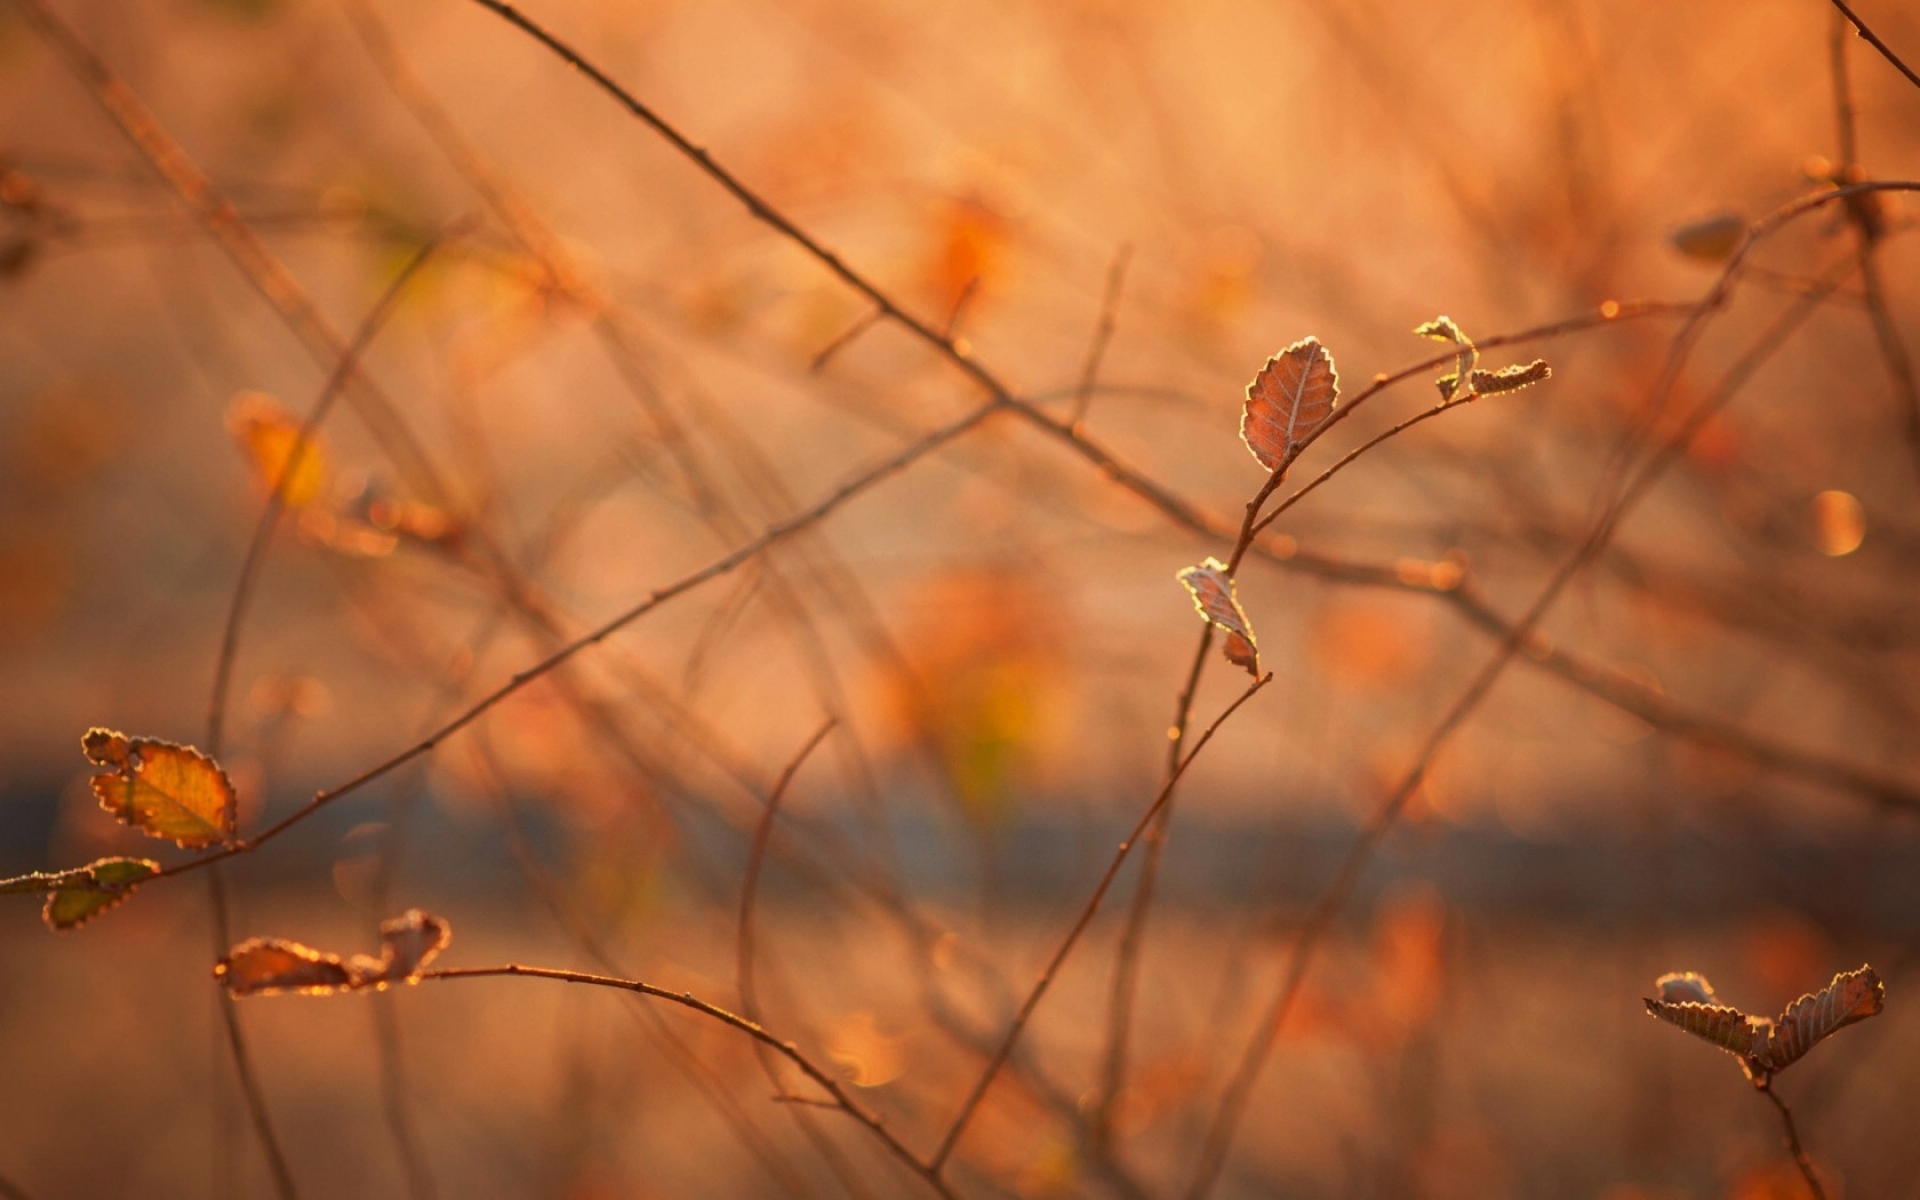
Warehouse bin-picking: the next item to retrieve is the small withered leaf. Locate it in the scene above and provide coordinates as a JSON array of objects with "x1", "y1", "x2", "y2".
[
  {"x1": 217, "y1": 910, "x2": 454, "y2": 998},
  {"x1": 363, "y1": 909, "x2": 453, "y2": 987},
  {"x1": 1753, "y1": 965, "x2": 1884, "y2": 1075},
  {"x1": 0, "y1": 857, "x2": 161, "y2": 932},
  {"x1": 1177, "y1": 559, "x2": 1260, "y2": 677},
  {"x1": 1242, "y1": 337, "x2": 1338, "y2": 471},
  {"x1": 1415, "y1": 315, "x2": 1477, "y2": 401},
  {"x1": 1468, "y1": 360, "x2": 1552, "y2": 396},
  {"x1": 1645, "y1": 964, "x2": 1885, "y2": 1080},
  {"x1": 83, "y1": 728, "x2": 237, "y2": 849},
  {"x1": 217, "y1": 939, "x2": 357, "y2": 997},
  {"x1": 1654, "y1": 971, "x2": 1720, "y2": 1007}
]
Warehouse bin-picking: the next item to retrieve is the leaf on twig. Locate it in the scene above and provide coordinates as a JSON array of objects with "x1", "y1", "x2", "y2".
[
  {"x1": 227, "y1": 391, "x2": 328, "y2": 508},
  {"x1": 216, "y1": 939, "x2": 358, "y2": 997},
  {"x1": 1468, "y1": 360, "x2": 1552, "y2": 396},
  {"x1": 216, "y1": 909, "x2": 453, "y2": 998},
  {"x1": 1242, "y1": 337, "x2": 1338, "y2": 470},
  {"x1": 83, "y1": 728, "x2": 237, "y2": 849},
  {"x1": 1644, "y1": 965, "x2": 1885, "y2": 1081},
  {"x1": 1177, "y1": 558, "x2": 1259, "y2": 677},
  {"x1": 1415, "y1": 315, "x2": 1478, "y2": 401},
  {"x1": 0, "y1": 857, "x2": 161, "y2": 931}
]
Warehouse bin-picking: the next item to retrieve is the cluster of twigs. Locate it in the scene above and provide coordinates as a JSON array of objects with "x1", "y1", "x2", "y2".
[{"x1": 2, "y1": 0, "x2": 1916, "y2": 1196}]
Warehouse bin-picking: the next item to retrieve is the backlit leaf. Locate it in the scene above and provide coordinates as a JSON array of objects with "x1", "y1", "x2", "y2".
[
  {"x1": 1644, "y1": 964, "x2": 1885, "y2": 1081},
  {"x1": 1415, "y1": 315, "x2": 1477, "y2": 401},
  {"x1": 227, "y1": 391, "x2": 328, "y2": 508},
  {"x1": 1242, "y1": 337, "x2": 1338, "y2": 471},
  {"x1": 83, "y1": 728, "x2": 237, "y2": 849},
  {"x1": 1752, "y1": 965, "x2": 1884, "y2": 1075},
  {"x1": 1, "y1": 857, "x2": 161, "y2": 931},
  {"x1": 218, "y1": 910, "x2": 454, "y2": 998},
  {"x1": 353, "y1": 908, "x2": 452, "y2": 988},
  {"x1": 1177, "y1": 558, "x2": 1259, "y2": 677},
  {"x1": 1811, "y1": 490, "x2": 1866, "y2": 556},
  {"x1": 216, "y1": 938, "x2": 357, "y2": 996},
  {"x1": 1468, "y1": 360, "x2": 1552, "y2": 396},
  {"x1": 1654, "y1": 972, "x2": 1720, "y2": 1006}
]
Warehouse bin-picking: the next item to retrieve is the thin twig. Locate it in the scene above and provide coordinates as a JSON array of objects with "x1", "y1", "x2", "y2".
[
  {"x1": 733, "y1": 720, "x2": 873, "y2": 1200},
  {"x1": 811, "y1": 307, "x2": 884, "y2": 373},
  {"x1": 1067, "y1": 245, "x2": 1132, "y2": 428},
  {"x1": 1179, "y1": 231, "x2": 1868, "y2": 1198},
  {"x1": 206, "y1": 225, "x2": 463, "y2": 757},
  {"x1": 929, "y1": 673, "x2": 1273, "y2": 1174},
  {"x1": 416, "y1": 965, "x2": 958, "y2": 1199},
  {"x1": 1828, "y1": 0, "x2": 1920, "y2": 90},
  {"x1": 204, "y1": 867, "x2": 299, "y2": 1200},
  {"x1": 1759, "y1": 1078, "x2": 1829, "y2": 1200},
  {"x1": 154, "y1": 395, "x2": 1005, "y2": 883}
]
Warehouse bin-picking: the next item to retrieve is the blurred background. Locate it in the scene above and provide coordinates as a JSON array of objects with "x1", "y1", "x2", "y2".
[{"x1": 1, "y1": 0, "x2": 1918, "y2": 1196}]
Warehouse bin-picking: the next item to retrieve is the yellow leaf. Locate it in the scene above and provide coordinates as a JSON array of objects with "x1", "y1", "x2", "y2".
[
  {"x1": 226, "y1": 391, "x2": 327, "y2": 508},
  {"x1": 83, "y1": 728, "x2": 236, "y2": 849}
]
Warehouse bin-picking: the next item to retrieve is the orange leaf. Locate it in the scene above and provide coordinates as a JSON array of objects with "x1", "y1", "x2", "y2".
[
  {"x1": 226, "y1": 391, "x2": 328, "y2": 508},
  {"x1": 1242, "y1": 337, "x2": 1338, "y2": 471},
  {"x1": 1177, "y1": 558, "x2": 1259, "y2": 677},
  {"x1": 83, "y1": 728, "x2": 236, "y2": 849},
  {"x1": 215, "y1": 939, "x2": 357, "y2": 997},
  {"x1": 217, "y1": 910, "x2": 454, "y2": 998}
]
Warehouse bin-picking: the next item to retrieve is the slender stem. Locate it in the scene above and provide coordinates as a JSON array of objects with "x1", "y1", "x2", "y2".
[
  {"x1": 416, "y1": 965, "x2": 957, "y2": 1199},
  {"x1": 1827, "y1": 0, "x2": 1920, "y2": 90},
  {"x1": 1758, "y1": 1078, "x2": 1829, "y2": 1200},
  {"x1": 154, "y1": 396, "x2": 1004, "y2": 882},
  {"x1": 1179, "y1": 252, "x2": 1860, "y2": 1199},
  {"x1": 929, "y1": 674, "x2": 1272, "y2": 1174},
  {"x1": 737, "y1": 718, "x2": 838, "y2": 1024},
  {"x1": 206, "y1": 226, "x2": 462, "y2": 759},
  {"x1": 1067, "y1": 245, "x2": 1133, "y2": 428},
  {"x1": 205, "y1": 868, "x2": 299, "y2": 1200}
]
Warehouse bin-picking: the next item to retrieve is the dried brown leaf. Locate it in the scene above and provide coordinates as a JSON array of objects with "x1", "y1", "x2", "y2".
[
  {"x1": 1753, "y1": 965, "x2": 1885, "y2": 1075},
  {"x1": 217, "y1": 910, "x2": 455, "y2": 998},
  {"x1": 1242, "y1": 337, "x2": 1338, "y2": 471},
  {"x1": 83, "y1": 728, "x2": 236, "y2": 849},
  {"x1": 1469, "y1": 360, "x2": 1552, "y2": 396},
  {"x1": 1415, "y1": 316, "x2": 1477, "y2": 401},
  {"x1": 1177, "y1": 558, "x2": 1259, "y2": 676},
  {"x1": 358, "y1": 908, "x2": 453, "y2": 987},
  {"x1": 1645, "y1": 964, "x2": 1885, "y2": 1080},
  {"x1": 216, "y1": 938, "x2": 357, "y2": 997},
  {"x1": 1, "y1": 857, "x2": 162, "y2": 932},
  {"x1": 1654, "y1": 972, "x2": 1720, "y2": 1006}
]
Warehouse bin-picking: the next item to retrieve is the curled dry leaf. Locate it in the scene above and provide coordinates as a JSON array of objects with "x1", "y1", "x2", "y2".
[
  {"x1": 83, "y1": 728, "x2": 237, "y2": 849},
  {"x1": 1242, "y1": 337, "x2": 1338, "y2": 471},
  {"x1": 1654, "y1": 972, "x2": 1720, "y2": 1006},
  {"x1": 226, "y1": 391, "x2": 328, "y2": 508},
  {"x1": 1468, "y1": 360, "x2": 1552, "y2": 396},
  {"x1": 1415, "y1": 315, "x2": 1478, "y2": 402},
  {"x1": 217, "y1": 909, "x2": 453, "y2": 998},
  {"x1": 1644, "y1": 965, "x2": 1885, "y2": 1081},
  {"x1": 0, "y1": 856, "x2": 161, "y2": 932},
  {"x1": 1177, "y1": 558, "x2": 1259, "y2": 677}
]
